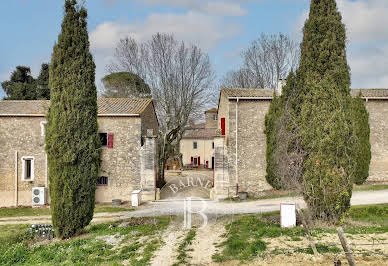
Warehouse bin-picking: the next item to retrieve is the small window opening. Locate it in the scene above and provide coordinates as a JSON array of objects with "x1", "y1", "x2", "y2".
[
  {"x1": 99, "y1": 133, "x2": 108, "y2": 147},
  {"x1": 97, "y1": 176, "x2": 108, "y2": 186}
]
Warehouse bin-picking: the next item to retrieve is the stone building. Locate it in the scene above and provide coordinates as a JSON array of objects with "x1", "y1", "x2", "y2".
[
  {"x1": 180, "y1": 108, "x2": 217, "y2": 169},
  {"x1": 211, "y1": 86, "x2": 388, "y2": 199},
  {"x1": 0, "y1": 98, "x2": 159, "y2": 207}
]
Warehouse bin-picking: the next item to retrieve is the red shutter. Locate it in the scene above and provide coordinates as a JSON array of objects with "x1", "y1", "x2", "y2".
[
  {"x1": 191, "y1": 157, "x2": 194, "y2": 168},
  {"x1": 198, "y1": 156, "x2": 200, "y2": 166},
  {"x1": 221, "y1": 118, "x2": 226, "y2": 136},
  {"x1": 107, "y1": 133, "x2": 114, "y2": 148}
]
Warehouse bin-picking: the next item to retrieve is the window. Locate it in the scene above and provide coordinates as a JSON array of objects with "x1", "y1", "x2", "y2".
[
  {"x1": 97, "y1": 176, "x2": 108, "y2": 186},
  {"x1": 212, "y1": 141, "x2": 215, "y2": 149},
  {"x1": 99, "y1": 133, "x2": 108, "y2": 147},
  {"x1": 21, "y1": 157, "x2": 34, "y2": 181},
  {"x1": 193, "y1": 157, "x2": 198, "y2": 166},
  {"x1": 40, "y1": 121, "x2": 47, "y2": 136},
  {"x1": 213, "y1": 114, "x2": 218, "y2": 121},
  {"x1": 193, "y1": 141, "x2": 198, "y2": 149}
]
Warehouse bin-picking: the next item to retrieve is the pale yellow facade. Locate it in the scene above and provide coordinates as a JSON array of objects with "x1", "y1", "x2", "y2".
[{"x1": 180, "y1": 138, "x2": 215, "y2": 168}]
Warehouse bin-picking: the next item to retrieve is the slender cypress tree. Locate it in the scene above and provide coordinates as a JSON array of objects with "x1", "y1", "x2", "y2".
[
  {"x1": 265, "y1": 0, "x2": 371, "y2": 222},
  {"x1": 297, "y1": 0, "x2": 356, "y2": 221},
  {"x1": 46, "y1": 0, "x2": 100, "y2": 238}
]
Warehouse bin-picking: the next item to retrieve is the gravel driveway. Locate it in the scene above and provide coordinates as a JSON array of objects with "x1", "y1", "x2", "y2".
[{"x1": 1, "y1": 189, "x2": 387, "y2": 225}]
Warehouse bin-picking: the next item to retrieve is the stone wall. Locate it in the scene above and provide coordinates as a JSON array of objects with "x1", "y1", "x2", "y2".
[
  {"x1": 217, "y1": 92, "x2": 230, "y2": 141},
  {"x1": 365, "y1": 100, "x2": 388, "y2": 181},
  {"x1": 213, "y1": 98, "x2": 388, "y2": 200},
  {"x1": 141, "y1": 101, "x2": 159, "y2": 137},
  {"x1": 227, "y1": 100, "x2": 272, "y2": 197},
  {"x1": 96, "y1": 116, "x2": 142, "y2": 203},
  {"x1": 205, "y1": 111, "x2": 218, "y2": 128},
  {"x1": 0, "y1": 117, "x2": 47, "y2": 207},
  {"x1": 0, "y1": 114, "x2": 157, "y2": 207}
]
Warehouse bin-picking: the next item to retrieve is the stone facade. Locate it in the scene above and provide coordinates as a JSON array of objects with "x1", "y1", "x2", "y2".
[
  {"x1": 365, "y1": 100, "x2": 388, "y2": 181},
  {"x1": 0, "y1": 98, "x2": 159, "y2": 207},
  {"x1": 212, "y1": 88, "x2": 388, "y2": 199}
]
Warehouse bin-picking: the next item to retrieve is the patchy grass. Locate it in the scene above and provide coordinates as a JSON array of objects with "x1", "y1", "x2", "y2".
[
  {"x1": 353, "y1": 184, "x2": 388, "y2": 192},
  {"x1": 0, "y1": 216, "x2": 171, "y2": 266},
  {"x1": 0, "y1": 204, "x2": 133, "y2": 218},
  {"x1": 347, "y1": 204, "x2": 388, "y2": 226},
  {"x1": 212, "y1": 215, "x2": 305, "y2": 262},
  {"x1": 213, "y1": 204, "x2": 388, "y2": 263},
  {"x1": 173, "y1": 229, "x2": 196, "y2": 266}
]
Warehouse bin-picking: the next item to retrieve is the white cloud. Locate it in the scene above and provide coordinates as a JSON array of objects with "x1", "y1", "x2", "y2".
[
  {"x1": 293, "y1": 0, "x2": 388, "y2": 88},
  {"x1": 136, "y1": 0, "x2": 249, "y2": 16},
  {"x1": 90, "y1": 11, "x2": 242, "y2": 93},
  {"x1": 337, "y1": 0, "x2": 388, "y2": 43},
  {"x1": 349, "y1": 45, "x2": 388, "y2": 88},
  {"x1": 90, "y1": 11, "x2": 241, "y2": 51}
]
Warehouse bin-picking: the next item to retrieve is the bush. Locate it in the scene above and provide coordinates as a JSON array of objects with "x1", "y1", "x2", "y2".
[{"x1": 350, "y1": 96, "x2": 371, "y2": 185}]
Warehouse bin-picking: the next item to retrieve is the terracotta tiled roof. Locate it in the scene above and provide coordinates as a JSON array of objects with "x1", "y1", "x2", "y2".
[
  {"x1": 205, "y1": 108, "x2": 218, "y2": 113},
  {"x1": 222, "y1": 88, "x2": 274, "y2": 98},
  {"x1": 182, "y1": 127, "x2": 217, "y2": 139},
  {"x1": 0, "y1": 98, "x2": 153, "y2": 116},
  {"x1": 351, "y1": 89, "x2": 388, "y2": 98},
  {"x1": 97, "y1": 98, "x2": 152, "y2": 115}
]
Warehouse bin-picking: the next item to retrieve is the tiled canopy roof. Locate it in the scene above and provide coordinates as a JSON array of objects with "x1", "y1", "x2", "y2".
[
  {"x1": 0, "y1": 98, "x2": 153, "y2": 116},
  {"x1": 222, "y1": 88, "x2": 388, "y2": 99},
  {"x1": 182, "y1": 127, "x2": 217, "y2": 139}
]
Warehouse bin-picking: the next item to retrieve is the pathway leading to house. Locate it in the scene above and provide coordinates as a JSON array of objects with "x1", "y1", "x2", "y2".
[{"x1": 1, "y1": 189, "x2": 387, "y2": 225}]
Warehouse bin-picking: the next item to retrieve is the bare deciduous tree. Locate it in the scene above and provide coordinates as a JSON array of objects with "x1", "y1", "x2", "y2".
[
  {"x1": 221, "y1": 33, "x2": 300, "y2": 89},
  {"x1": 108, "y1": 33, "x2": 215, "y2": 185}
]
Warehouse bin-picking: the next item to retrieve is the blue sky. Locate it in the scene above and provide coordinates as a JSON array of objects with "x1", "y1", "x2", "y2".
[{"x1": 1, "y1": 0, "x2": 387, "y2": 98}]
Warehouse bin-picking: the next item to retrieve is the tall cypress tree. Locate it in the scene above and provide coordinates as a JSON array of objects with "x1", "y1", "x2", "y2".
[
  {"x1": 297, "y1": 0, "x2": 357, "y2": 221},
  {"x1": 46, "y1": 0, "x2": 100, "y2": 238},
  {"x1": 265, "y1": 0, "x2": 371, "y2": 222}
]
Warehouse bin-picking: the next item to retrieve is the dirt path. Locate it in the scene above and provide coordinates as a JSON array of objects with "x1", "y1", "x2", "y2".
[
  {"x1": 151, "y1": 217, "x2": 187, "y2": 266},
  {"x1": 160, "y1": 170, "x2": 213, "y2": 200},
  {"x1": 188, "y1": 217, "x2": 227, "y2": 265}
]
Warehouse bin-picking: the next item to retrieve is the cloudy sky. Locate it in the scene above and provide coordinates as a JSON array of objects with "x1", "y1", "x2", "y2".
[{"x1": 0, "y1": 0, "x2": 387, "y2": 98}]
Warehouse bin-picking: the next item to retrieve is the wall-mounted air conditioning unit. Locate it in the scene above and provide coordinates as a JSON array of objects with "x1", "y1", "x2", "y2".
[{"x1": 32, "y1": 187, "x2": 47, "y2": 206}]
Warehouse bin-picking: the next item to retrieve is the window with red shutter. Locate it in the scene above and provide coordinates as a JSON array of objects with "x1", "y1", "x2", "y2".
[
  {"x1": 107, "y1": 133, "x2": 114, "y2": 148},
  {"x1": 221, "y1": 118, "x2": 226, "y2": 135}
]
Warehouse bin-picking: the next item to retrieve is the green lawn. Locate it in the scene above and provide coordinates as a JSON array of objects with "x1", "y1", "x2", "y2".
[
  {"x1": 0, "y1": 204, "x2": 134, "y2": 218},
  {"x1": 0, "y1": 217, "x2": 171, "y2": 266}
]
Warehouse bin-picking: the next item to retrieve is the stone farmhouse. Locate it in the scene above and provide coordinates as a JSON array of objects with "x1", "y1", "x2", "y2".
[
  {"x1": 180, "y1": 108, "x2": 218, "y2": 169},
  {"x1": 0, "y1": 98, "x2": 159, "y2": 207},
  {"x1": 211, "y1": 85, "x2": 388, "y2": 199}
]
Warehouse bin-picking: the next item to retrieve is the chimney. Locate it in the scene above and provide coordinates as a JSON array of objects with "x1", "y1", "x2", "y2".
[{"x1": 276, "y1": 79, "x2": 286, "y2": 96}]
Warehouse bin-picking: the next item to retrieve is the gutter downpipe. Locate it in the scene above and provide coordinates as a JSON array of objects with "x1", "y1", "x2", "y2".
[
  {"x1": 235, "y1": 98, "x2": 239, "y2": 196},
  {"x1": 14, "y1": 151, "x2": 18, "y2": 207}
]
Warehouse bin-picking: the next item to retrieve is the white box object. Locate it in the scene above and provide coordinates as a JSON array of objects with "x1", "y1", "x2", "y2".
[
  {"x1": 131, "y1": 190, "x2": 142, "y2": 207},
  {"x1": 32, "y1": 187, "x2": 47, "y2": 206},
  {"x1": 280, "y1": 203, "x2": 296, "y2": 228}
]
